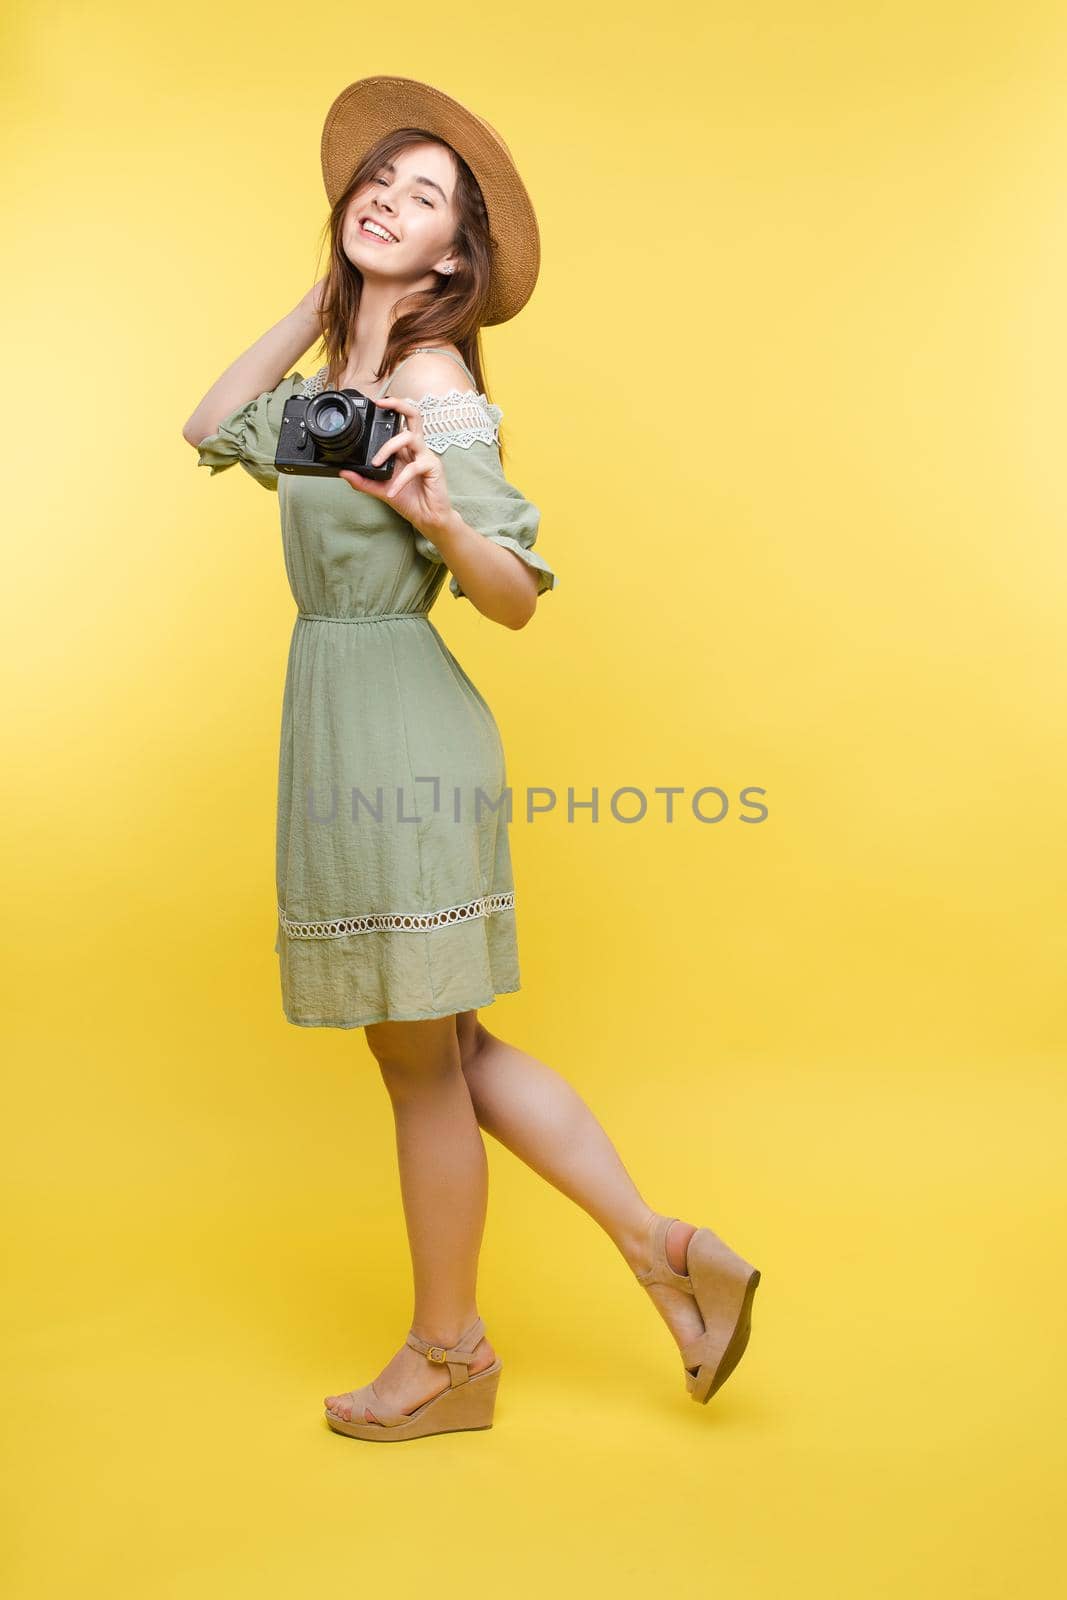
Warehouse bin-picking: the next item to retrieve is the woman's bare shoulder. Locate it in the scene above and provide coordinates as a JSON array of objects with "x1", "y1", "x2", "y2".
[{"x1": 392, "y1": 348, "x2": 477, "y2": 398}]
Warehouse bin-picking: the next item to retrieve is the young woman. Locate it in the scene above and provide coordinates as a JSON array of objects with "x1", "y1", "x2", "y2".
[{"x1": 183, "y1": 75, "x2": 760, "y2": 1442}]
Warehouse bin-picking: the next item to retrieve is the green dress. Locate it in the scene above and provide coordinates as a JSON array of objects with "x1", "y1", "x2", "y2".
[{"x1": 196, "y1": 347, "x2": 559, "y2": 1029}]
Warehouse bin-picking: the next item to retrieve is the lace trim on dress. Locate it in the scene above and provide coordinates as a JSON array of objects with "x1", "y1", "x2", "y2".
[
  {"x1": 300, "y1": 369, "x2": 502, "y2": 453},
  {"x1": 418, "y1": 391, "x2": 503, "y2": 453},
  {"x1": 277, "y1": 889, "x2": 515, "y2": 940}
]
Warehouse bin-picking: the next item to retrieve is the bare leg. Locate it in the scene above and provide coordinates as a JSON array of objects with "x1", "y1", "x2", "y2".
[
  {"x1": 324, "y1": 1014, "x2": 497, "y2": 1424},
  {"x1": 454, "y1": 1012, "x2": 706, "y2": 1358}
]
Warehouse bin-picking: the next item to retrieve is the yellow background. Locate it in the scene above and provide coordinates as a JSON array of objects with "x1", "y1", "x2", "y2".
[{"x1": 3, "y1": 0, "x2": 1064, "y2": 1593}]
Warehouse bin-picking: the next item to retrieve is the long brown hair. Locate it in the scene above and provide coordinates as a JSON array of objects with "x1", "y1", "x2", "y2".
[{"x1": 309, "y1": 127, "x2": 509, "y2": 459}]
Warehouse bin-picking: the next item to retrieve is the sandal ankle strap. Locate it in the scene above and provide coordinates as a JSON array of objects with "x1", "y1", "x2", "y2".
[
  {"x1": 634, "y1": 1213, "x2": 694, "y2": 1292},
  {"x1": 406, "y1": 1314, "x2": 486, "y2": 1385}
]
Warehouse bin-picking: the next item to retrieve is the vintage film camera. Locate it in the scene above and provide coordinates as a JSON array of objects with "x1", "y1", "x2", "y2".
[{"x1": 274, "y1": 387, "x2": 405, "y2": 480}]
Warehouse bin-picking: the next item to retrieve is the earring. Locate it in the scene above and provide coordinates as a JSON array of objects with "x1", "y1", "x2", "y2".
[{"x1": 440, "y1": 264, "x2": 454, "y2": 275}]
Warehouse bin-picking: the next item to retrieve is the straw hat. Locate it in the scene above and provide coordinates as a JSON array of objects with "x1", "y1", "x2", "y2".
[{"x1": 320, "y1": 75, "x2": 541, "y2": 326}]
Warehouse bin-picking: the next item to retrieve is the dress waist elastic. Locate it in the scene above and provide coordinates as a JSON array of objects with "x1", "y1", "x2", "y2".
[{"x1": 296, "y1": 610, "x2": 432, "y2": 624}]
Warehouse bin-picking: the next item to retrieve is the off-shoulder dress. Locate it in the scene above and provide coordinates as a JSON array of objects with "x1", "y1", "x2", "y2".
[{"x1": 196, "y1": 346, "x2": 558, "y2": 1029}]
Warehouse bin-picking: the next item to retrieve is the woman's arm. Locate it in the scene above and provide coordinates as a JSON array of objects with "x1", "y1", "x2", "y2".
[
  {"x1": 181, "y1": 279, "x2": 325, "y2": 448},
  {"x1": 417, "y1": 509, "x2": 541, "y2": 629},
  {"x1": 337, "y1": 351, "x2": 553, "y2": 629}
]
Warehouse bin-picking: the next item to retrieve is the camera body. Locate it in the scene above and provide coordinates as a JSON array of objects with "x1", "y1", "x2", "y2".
[{"x1": 274, "y1": 388, "x2": 405, "y2": 480}]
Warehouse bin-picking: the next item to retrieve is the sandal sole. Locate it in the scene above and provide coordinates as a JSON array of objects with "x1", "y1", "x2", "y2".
[{"x1": 684, "y1": 1227, "x2": 761, "y2": 1404}]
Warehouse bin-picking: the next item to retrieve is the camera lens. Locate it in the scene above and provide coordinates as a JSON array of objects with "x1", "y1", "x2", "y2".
[
  {"x1": 316, "y1": 403, "x2": 347, "y2": 435},
  {"x1": 305, "y1": 392, "x2": 366, "y2": 457}
]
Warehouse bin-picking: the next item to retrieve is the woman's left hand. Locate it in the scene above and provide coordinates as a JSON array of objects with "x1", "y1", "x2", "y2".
[{"x1": 339, "y1": 396, "x2": 453, "y2": 538}]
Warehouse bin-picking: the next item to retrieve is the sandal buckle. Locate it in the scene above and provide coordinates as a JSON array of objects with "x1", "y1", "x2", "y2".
[{"x1": 426, "y1": 1345, "x2": 447, "y2": 1363}]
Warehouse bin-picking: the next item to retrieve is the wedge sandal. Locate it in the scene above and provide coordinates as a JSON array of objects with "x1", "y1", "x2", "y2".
[
  {"x1": 635, "y1": 1212, "x2": 761, "y2": 1403},
  {"x1": 324, "y1": 1314, "x2": 502, "y2": 1442}
]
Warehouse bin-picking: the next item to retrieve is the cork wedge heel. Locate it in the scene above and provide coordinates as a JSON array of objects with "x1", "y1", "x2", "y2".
[
  {"x1": 635, "y1": 1213, "x2": 761, "y2": 1404},
  {"x1": 324, "y1": 1314, "x2": 502, "y2": 1442}
]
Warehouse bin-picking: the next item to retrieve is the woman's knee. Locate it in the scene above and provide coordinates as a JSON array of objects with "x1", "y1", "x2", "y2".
[
  {"x1": 364, "y1": 1014, "x2": 462, "y2": 1094},
  {"x1": 456, "y1": 1011, "x2": 491, "y2": 1073}
]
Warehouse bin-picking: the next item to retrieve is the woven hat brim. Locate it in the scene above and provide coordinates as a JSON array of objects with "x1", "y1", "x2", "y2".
[{"x1": 320, "y1": 75, "x2": 540, "y2": 326}]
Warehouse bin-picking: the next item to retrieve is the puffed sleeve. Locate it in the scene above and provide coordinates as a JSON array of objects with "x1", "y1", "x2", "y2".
[
  {"x1": 195, "y1": 371, "x2": 306, "y2": 492},
  {"x1": 410, "y1": 391, "x2": 559, "y2": 600}
]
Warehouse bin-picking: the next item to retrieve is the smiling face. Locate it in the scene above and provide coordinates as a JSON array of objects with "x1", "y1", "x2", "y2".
[{"x1": 342, "y1": 141, "x2": 462, "y2": 282}]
